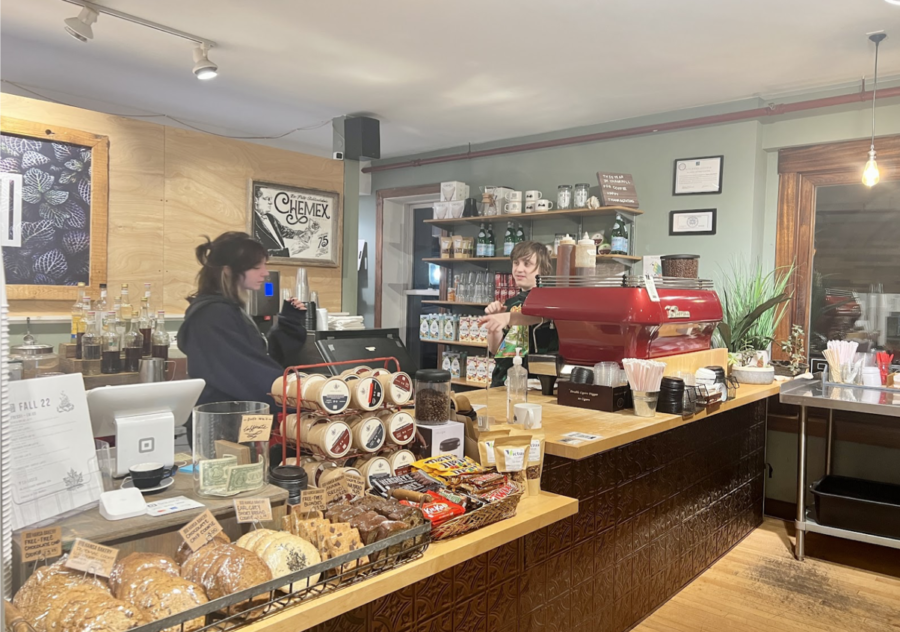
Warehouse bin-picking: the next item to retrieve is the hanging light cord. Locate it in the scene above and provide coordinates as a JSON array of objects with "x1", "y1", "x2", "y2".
[{"x1": 870, "y1": 38, "x2": 881, "y2": 151}]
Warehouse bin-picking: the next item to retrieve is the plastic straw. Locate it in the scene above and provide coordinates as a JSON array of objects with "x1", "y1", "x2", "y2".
[{"x1": 622, "y1": 359, "x2": 667, "y2": 392}]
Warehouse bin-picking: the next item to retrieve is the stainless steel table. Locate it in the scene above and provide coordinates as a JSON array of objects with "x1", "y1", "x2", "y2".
[{"x1": 780, "y1": 375, "x2": 900, "y2": 560}]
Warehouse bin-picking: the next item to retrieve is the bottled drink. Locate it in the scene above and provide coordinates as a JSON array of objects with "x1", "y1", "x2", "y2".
[
  {"x1": 503, "y1": 222, "x2": 514, "y2": 256},
  {"x1": 485, "y1": 226, "x2": 496, "y2": 257},
  {"x1": 81, "y1": 311, "x2": 101, "y2": 376},
  {"x1": 143, "y1": 282, "x2": 152, "y2": 311},
  {"x1": 515, "y1": 223, "x2": 525, "y2": 245},
  {"x1": 75, "y1": 296, "x2": 91, "y2": 359},
  {"x1": 123, "y1": 318, "x2": 144, "y2": 373},
  {"x1": 96, "y1": 283, "x2": 108, "y2": 330},
  {"x1": 476, "y1": 223, "x2": 487, "y2": 258},
  {"x1": 70, "y1": 282, "x2": 86, "y2": 344},
  {"x1": 138, "y1": 297, "x2": 152, "y2": 357},
  {"x1": 101, "y1": 311, "x2": 121, "y2": 374},
  {"x1": 151, "y1": 311, "x2": 170, "y2": 360},
  {"x1": 611, "y1": 214, "x2": 629, "y2": 255},
  {"x1": 506, "y1": 348, "x2": 528, "y2": 422},
  {"x1": 119, "y1": 283, "x2": 133, "y2": 321}
]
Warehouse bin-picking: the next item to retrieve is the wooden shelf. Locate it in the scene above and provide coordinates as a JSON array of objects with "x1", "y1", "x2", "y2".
[
  {"x1": 549, "y1": 254, "x2": 641, "y2": 262},
  {"x1": 422, "y1": 301, "x2": 489, "y2": 308},
  {"x1": 423, "y1": 257, "x2": 507, "y2": 266},
  {"x1": 451, "y1": 378, "x2": 485, "y2": 389},
  {"x1": 420, "y1": 338, "x2": 488, "y2": 349},
  {"x1": 425, "y1": 206, "x2": 642, "y2": 228}
]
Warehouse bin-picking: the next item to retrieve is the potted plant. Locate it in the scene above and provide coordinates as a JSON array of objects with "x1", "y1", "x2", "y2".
[
  {"x1": 774, "y1": 325, "x2": 808, "y2": 377},
  {"x1": 716, "y1": 261, "x2": 794, "y2": 384}
]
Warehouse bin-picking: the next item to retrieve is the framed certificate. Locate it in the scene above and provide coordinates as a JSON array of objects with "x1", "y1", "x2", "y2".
[
  {"x1": 669, "y1": 209, "x2": 717, "y2": 236},
  {"x1": 673, "y1": 155, "x2": 724, "y2": 195}
]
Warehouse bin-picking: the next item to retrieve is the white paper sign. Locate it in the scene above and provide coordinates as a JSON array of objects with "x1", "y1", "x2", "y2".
[
  {"x1": 145, "y1": 496, "x2": 205, "y2": 517},
  {"x1": 9, "y1": 374, "x2": 103, "y2": 530}
]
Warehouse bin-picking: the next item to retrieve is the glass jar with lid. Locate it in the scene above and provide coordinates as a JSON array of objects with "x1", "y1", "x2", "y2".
[
  {"x1": 414, "y1": 369, "x2": 451, "y2": 425},
  {"x1": 193, "y1": 401, "x2": 270, "y2": 497},
  {"x1": 557, "y1": 185, "x2": 573, "y2": 210},
  {"x1": 573, "y1": 183, "x2": 591, "y2": 209}
]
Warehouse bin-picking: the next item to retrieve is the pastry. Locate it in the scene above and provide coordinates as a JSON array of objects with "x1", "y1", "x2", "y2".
[
  {"x1": 13, "y1": 558, "x2": 109, "y2": 631},
  {"x1": 109, "y1": 553, "x2": 179, "y2": 598},
  {"x1": 117, "y1": 568, "x2": 207, "y2": 632},
  {"x1": 173, "y1": 531, "x2": 230, "y2": 565},
  {"x1": 180, "y1": 543, "x2": 272, "y2": 618},
  {"x1": 234, "y1": 529, "x2": 322, "y2": 590}
]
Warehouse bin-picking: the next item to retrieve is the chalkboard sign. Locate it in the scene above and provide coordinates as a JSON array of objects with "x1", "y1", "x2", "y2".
[{"x1": 596, "y1": 172, "x2": 639, "y2": 208}]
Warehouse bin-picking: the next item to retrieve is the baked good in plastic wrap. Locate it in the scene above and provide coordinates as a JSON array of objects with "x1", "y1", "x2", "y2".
[
  {"x1": 174, "y1": 531, "x2": 230, "y2": 565},
  {"x1": 109, "y1": 553, "x2": 207, "y2": 632},
  {"x1": 13, "y1": 557, "x2": 146, "y2": 632},
  {"x1": 235, "y1": 529, "x2": 322, "y2": 591},
  {"x1": 180, "y1": 543, "x2": 273, "y2": 619}
]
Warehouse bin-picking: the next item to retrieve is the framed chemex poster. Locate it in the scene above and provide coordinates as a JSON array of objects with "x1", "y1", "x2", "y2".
[{"x1": 249, "y1": 180, "x2": 342, "y2": 267}]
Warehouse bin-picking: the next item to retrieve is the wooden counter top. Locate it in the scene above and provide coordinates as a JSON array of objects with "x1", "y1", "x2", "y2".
[
  {"x1": 461, "y1": 382, "x2": 780, "y2": 460},
  {"x1": 241, "y1": 491, "x2": 577, "y2": 632}
]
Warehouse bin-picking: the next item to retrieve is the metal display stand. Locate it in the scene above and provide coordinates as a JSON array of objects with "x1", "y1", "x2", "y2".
[{"x1": 780, "y1": 374, "x2": 900, "y2": 560}]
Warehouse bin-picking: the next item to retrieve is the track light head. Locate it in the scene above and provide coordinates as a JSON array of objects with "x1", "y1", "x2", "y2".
[
  {"x1": 192, "y1": 43, "x2": 218, "y2": 80},
  {"x1": 64, "y1": 7, "x2": 98, "y2": 42}
]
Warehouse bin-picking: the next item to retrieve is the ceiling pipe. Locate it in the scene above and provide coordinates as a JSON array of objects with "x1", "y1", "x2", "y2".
[{"x1": 363, "y1": 85, "x2": 900, "y2": 174}]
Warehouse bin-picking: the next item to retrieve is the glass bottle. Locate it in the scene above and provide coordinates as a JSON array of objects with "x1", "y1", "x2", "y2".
[
  {"x1": 515, "y1": 223, "x2": 525, "y2": 245},
  {"x1": 81, "y1": 311, "x2": 101, "y2": 376},
  {"x1": 123, "y1": 318, "x2": 144, "y2": 373},
  {"x1": 485, "y1": 225, "x2": 496, "y2": 257},
  {"x1": 476, "y1": 223, "x2": 487, "y2": 258},
  {"x1": 101, "y1": 311, "x2": 122, "y2": 374},
  {"x1": 143, "y1": 282, "x2": 152, "y2": 312},
  {"x1": 96, "y1": 283, "x2": 108, "y2": 330},
  {"x1": 506, "y1": 349, "x2": 528, "y2": 422},
  {"x1": 138, "y1": 298, "x2": 152, "y2": 356},
  {"x1": 70, "y1": 282, "x2": 86, "y2": 345},
  {"x1": 75, "y1": 295, "x2": 91, "y2": 360},
  {"x1": 503, "y1": 221, "x2": 514, "y2": 256},
  {"x1": 119, "y1": 283, "x2": 133, "y2": 322},
  {"x1": 611, "y1": 214, "x2": 629, "y2": 255},
  {"x1": 152, "y1": 311, "x2": 170, "y2": 360}
]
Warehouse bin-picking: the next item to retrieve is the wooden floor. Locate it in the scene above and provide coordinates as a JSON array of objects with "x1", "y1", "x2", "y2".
[{"x1": 634, "y1": 518, "x2": 900, "y2": 632}]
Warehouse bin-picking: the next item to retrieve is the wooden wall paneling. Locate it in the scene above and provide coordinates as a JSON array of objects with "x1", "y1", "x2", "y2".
[
  {"x1": 374, "y1": 184, "x2": 441, "y2": 328},
  {"x1": 777, "y1": 135, "x2": 900, "y2": 174},
  {"x1": 161, "y1": 127, "x2": 344, "y2": 316}
]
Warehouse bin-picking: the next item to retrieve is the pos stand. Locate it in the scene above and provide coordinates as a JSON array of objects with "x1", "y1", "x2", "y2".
[{"x1": 113, "y1": 410, "x2": 175, "y2": 477}]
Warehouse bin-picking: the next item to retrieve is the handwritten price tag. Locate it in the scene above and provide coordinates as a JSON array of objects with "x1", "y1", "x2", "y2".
[
  {"x1": 238, "y1": 415, "x2": 272, "y2": 443},
  {"x1": 345, "y1": 475, "x2": 365, "y2": 497},
  {"x1": 65, "y1": 539, "x2": 118, "y2": 577},
  {"x1": 324, "y1": 477, "x2": 346, "y2": 503},
  {"x1": 299, "y1": 487, "x2": 326, "y2": 512},
  {"x1": 233, "y1": 498, "x2": 273, "y2": 524},
  {"x1": 21, "y1": 527, "x2": 61, "y2": 563},
  {"x1": 179, "y1": 510, "x2": 224, "y2": 552}
]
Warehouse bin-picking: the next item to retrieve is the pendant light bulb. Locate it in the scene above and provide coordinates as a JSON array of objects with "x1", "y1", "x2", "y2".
[{"x1": 863, "y1": 148, "x2": 880, "y2": 187}]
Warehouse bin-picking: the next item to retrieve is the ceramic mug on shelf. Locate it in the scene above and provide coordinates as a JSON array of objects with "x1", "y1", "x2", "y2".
[
  {"x1": 525, "y1": 190, "x2": 543, "y2": 201},
  {"x1": 524, "y1": 201, "x2": 537, "y2": 213},
  {"x1": 506, "y1": 191, "x2": 523, "y2": 202},
  {"x1": 535, "y1": 199, "x2": 554, "y2": 212},
  {"x1": 504, "y1": 202, "x2": 522, "y2": 214}
]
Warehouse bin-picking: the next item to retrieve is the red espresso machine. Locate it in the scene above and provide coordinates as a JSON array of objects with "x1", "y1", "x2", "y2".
[{"x1": 523, "y1": 275, "x2": 723, "y2": 393}]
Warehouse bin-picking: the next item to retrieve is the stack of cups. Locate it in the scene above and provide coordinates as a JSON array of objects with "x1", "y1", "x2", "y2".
[
  {"x1": 657, "y1": 377, "x2": 685, "y2": 414},
  {"x1": 592, "y1": 362, "x2": 620, "y2": 387}
]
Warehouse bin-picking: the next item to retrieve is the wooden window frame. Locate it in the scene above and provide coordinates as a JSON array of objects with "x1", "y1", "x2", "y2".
[{"x1": 774, "y1": 135, "x2": 900, "y2": 359}]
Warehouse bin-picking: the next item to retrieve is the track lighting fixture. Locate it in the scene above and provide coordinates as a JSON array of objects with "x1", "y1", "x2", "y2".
[
  {"x1": 60, "y1": 0, "x2": 218, "y2": 80},
  {"x1": 192, "y1": 44, "x2": 218, "y2": 80},
  {"x1": 64, "y1": 6, "x2": 98, "y2": 42}
]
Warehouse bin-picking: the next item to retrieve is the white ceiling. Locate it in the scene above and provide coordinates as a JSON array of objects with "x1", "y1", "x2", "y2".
[{"x1": 2, "y1": 0, "x2": 899, "y2": 159}]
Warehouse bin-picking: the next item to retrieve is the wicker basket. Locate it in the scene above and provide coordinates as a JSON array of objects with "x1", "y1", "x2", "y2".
[{"x1": 430, "y1": 482, "x2": 524, "y2": 540}]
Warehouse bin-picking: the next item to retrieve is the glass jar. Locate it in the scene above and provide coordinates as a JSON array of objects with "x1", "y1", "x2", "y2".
[
  {"x1": 414, "y1": 369, "x2": 451, "y2": 425},
  {"x1": 193, "y1": 401, "x2": 270, "y2": 498},
  {"x1": 573, "y1": 184, "x2": 591, "y2": 209},
  {"x1": 557, "y1": 185, "x2": 573, "y2": 210}
]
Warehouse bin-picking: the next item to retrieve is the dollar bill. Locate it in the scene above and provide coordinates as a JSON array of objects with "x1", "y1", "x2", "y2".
[
  {"x1": 225, "y1": 461, "x2": 265, "y2": 493},
  {"x1": 198, "y1": 455, "x2": 237, "y2": 493}
]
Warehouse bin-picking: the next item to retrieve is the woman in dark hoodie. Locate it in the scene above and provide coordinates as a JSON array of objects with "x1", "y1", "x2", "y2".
[{"x1": 178, "y1": 232, "x2": 284, "y2": 416}]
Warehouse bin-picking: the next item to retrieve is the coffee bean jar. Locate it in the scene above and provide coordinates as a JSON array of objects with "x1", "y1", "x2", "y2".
[
  {"x1": 414, "y1": 369, "x2": 452, "y2": 426},
  {"x1": 660, "y1": 254, "x2": 700, "y2": 279}
]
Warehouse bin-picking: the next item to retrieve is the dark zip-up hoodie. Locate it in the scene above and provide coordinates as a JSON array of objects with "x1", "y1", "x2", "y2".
[
  {"x1": 267, "y1": 300, "x2": 309, "y2": 368},
  {"x1": 178, "y1": 294, "x2": 283, "y2": 408}
]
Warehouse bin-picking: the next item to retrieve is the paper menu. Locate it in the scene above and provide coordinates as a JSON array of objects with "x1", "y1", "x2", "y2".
[{"x1": 9, "y1": 374, "x2": 103, "y2": 530}]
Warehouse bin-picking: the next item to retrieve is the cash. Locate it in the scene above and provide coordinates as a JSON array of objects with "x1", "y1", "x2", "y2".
[
  {"x1": 198, "y1": 455, "x2": 237, "y2": 494},
  {"x1": 225, "y1": 461, "x2": 265, "y2": 493}
]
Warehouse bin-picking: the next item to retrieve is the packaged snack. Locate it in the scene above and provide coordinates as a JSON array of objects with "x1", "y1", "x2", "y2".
[
  {"x1": 439, "y1": 236, "x2": 453, "y2": 259},
  {"x1": 493, "y1": 434, "x2": 532, "y2": 473},
  {"x1": 466, "y1": 357, "x2": 479, "y2": 384},
  {"x1": 459, "y1": 316, "x2": 471, "y2": 342},
  {"x1": 452, "y1": 235, "x2": 465, "y2": 258},
  {"x1": 476, "y1": 430, "x2": 510, "y2": 467},
  {"x1": 429, "y1": 315, "x2": 440, "y2": 341}
]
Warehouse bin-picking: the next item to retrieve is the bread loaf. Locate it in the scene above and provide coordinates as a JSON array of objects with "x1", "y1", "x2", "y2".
[
  {"x1": 13, "y1": 558, "x2": 110, "y2": 632},
  {"x1": 180, "y1": 543, "x2": 272, "y2": 618},
  {"x1": 173, "y1": 531, "x2": 230, "y2": 565}
]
